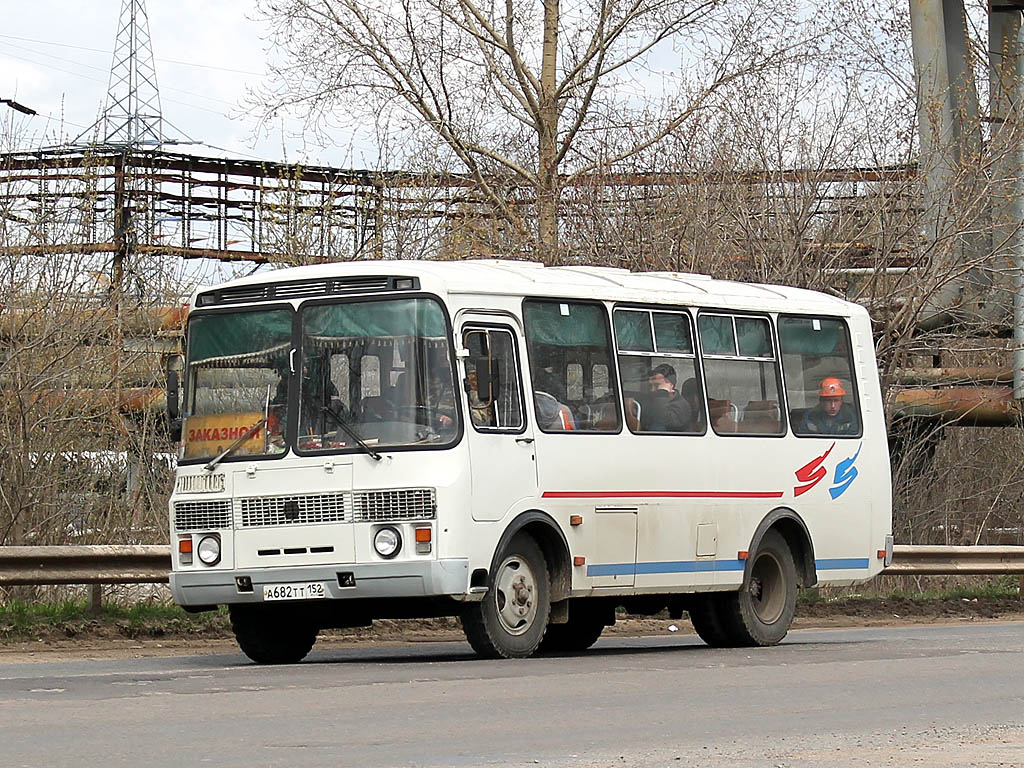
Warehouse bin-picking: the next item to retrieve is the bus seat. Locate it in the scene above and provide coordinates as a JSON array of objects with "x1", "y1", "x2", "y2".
[
  {"x1": 592, "y1": 402, "x2": 619, "y2": 430},
  {"x1": 741, "y1": 400, "x2": 781, "y2": 433},
  {"x1": 708, "y1": 398, "x2": 739, "y2": 433},
  {"x1": 534, "y1": 391, "x2": 576, "y2": 431}
]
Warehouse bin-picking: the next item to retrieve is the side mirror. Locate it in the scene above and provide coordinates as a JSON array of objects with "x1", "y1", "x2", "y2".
[
  {"x1": 167, "y1": 368, "x2": 180, "y2": 420},
  {"x1": 474, "y1": 358, "x2": 501, "y2": 403},
  {"x1": 166, "y1": 354, "x2": 183, "y2": 441}
]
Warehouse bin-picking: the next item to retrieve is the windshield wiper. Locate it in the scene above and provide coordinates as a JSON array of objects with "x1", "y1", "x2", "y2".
[
  {"x1": 204, "y1": 417, "x2": 268, "y2": 472},
  {"x1": 322, "y1": 406, "x2": 383, "y2": 461}
]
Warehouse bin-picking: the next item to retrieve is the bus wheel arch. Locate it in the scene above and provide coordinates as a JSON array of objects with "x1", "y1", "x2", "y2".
[
  {"x1": 490, "y1": 510, "x2": 571, "y2": 603},
  {"x1": 747, "y1": 507, "x2": 817, "y2": 589}
]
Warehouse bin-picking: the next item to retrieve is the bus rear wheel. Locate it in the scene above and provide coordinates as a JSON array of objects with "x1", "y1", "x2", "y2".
[
  {"x1": 229, "y1": 604, "x2": 319, "y2": 664},
  {"x1": 538, "y1": 600, "x2": 606, "y2": 654},
  {"x1": 460, "y1": 533, "x2": 551, "y2": 659},
  {"x1": 719, "y1": 530, "x2": 797, "y2": 646}
]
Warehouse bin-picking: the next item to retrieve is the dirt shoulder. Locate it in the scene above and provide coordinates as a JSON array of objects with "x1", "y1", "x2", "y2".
[{"x1": 1, "y1": 595, "x2": 1021, "y2": 664}]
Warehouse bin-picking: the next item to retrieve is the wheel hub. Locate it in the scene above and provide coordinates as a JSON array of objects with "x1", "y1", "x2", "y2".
[
  {"x1": 494, "y1": 555, "x2": 537, "y2": 635},
  {"x1": 750, "y1": 552, "x2": 785, "y2": 624}
]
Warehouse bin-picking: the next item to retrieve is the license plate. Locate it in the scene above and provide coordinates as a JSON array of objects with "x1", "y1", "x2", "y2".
[{"x1": 263, "y1": 582, "x2": 327, "y2": 601}]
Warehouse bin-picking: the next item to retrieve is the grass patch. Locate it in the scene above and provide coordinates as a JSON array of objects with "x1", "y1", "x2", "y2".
[
  {"x1": 0, "y1": 599, "x2": 230, "y2": 642},
  {"x1": 801, "y1": 575, "x2": 1022, "y2": 604},
  {"x1": 881, "y1": 576, "x2": 1021, "y2": 602}
]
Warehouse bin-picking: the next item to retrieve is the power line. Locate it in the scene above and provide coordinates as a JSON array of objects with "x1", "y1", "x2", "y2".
[
  {"x1": 0, "y1": 45, "x2": 244, "y2": 112},
  {"x1": 0, "y1": 32, "x2": 264, "y2": 75}
]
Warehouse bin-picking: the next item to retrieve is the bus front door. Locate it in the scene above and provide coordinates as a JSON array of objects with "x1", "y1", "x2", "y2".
[{"x1": 460, "y1": 322, "x2": 537, "y2": 522}]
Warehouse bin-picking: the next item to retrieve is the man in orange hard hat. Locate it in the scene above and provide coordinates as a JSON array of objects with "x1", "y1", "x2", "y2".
[{"x1": 801, "y1": 377, "x2": 858, "y2": 435}]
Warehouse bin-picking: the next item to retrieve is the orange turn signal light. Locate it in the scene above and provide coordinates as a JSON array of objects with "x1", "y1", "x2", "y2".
[
  {"x1": 737, "y1": 550, "x2": 749, "y2": 560},
  {"x1": 573, "y1": 556, "x2": 586, "y2": 566},
  {"x1": 877, "y1": 549, "x2": 886, "y2": 559},
  {"x1": 178, "y1": 538, "x2": 193, "y2": 554},
  {"x1": 569, "y1": 515, "x2": 583, "y2": 526},
  {"x1": 415, "y1": 527, "x2": 432, "y2": 543}
]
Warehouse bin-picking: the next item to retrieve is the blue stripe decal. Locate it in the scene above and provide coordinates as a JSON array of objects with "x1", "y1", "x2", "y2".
[
  {"x1": 815, "y1": 558, "x2": 870, "y2": 570},
  {"x1": 587, "y1": 559, "x2": 745, "y2": 577},
  {"x1": 586, "y1": 563, "x2": 636, "y2": 577},
  {"x1": 587, "y1": 557, "x2": 869, "y2": 578}
]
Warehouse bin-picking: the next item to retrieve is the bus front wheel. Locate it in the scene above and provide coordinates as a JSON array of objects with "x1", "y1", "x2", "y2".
[
  {"x1": 720, "y1": 530, "x2": 797, "y2": 646},
  {"x1": 460, "y1": 533, "x2": 551, "y2": 659},
  {"x1": 230, "y1": 604, "x2": 318, "y2": 664}
]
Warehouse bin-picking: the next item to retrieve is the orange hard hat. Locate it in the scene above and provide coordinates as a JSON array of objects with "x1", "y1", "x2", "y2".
[{"x1": 818, "y1": 377, "x2": 846, "y2": 397}]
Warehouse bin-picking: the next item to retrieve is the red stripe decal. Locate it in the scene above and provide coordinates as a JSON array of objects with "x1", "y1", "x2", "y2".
[{"x1": 541, "y1": 491, "x2": 785, "y2": 499}]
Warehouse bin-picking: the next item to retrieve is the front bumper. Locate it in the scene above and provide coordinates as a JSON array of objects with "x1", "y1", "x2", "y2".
[{"x1": 170, "y1": 558, "x2": 470, "y2": 606}]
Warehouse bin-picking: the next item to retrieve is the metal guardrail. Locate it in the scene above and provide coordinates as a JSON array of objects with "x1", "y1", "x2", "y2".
[
  {"x1": 1, "y1": 545, "x2": 1024, "y2": 587},
  {"x1": 886, "y1": 545, "x2": 1024, "y2": 576},
  {"x1": 0, "y1": 546, "x2": 170, "y2": 586}
]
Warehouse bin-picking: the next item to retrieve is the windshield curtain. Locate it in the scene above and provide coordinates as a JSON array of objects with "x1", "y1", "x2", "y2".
[
  {"x1": 183, "y1": 308, "x2": 292, "y2": 461},
  {"x1": 297, "y1": 297, "x2": 458, "y2": 452}
]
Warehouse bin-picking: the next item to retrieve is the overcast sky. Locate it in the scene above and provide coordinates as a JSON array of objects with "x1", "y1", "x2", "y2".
[{"x1": 0, "y1": 1, "x2": 372, "y2": 167}]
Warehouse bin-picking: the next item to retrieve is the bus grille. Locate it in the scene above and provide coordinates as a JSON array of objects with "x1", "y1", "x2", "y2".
[
  {"x1": 174, "y1": 499, "x2": 232, "y2": 531},
  {"x1": 238, "y1": 493, "x2": 350, "y2": 527},
  {"x1": 353, "y1": 488, "x2": 436, "y2": 522}
]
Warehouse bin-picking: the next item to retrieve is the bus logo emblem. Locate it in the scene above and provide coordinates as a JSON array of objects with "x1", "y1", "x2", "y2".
[{"x1": 793, "y1": 442, "x2": 862, "y2": 500}]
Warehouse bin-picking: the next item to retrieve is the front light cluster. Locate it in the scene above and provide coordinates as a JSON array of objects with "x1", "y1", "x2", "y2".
[{"x1": 178, "y1": 534, "x2": 221, "y2": 567}]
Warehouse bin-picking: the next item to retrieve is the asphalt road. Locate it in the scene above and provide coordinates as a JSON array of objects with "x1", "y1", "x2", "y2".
[{"x1": 0, "y1": 623, "x2": 1022, "y2": 768}]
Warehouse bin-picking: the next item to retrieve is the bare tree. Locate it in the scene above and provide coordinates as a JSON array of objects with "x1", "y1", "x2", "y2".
[{"x1": 255, "y1": 0, "x2": 810, "y2": 259}]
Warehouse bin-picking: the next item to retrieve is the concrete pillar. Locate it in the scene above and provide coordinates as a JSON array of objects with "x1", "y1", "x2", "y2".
[
  {"x1": 910, "y1": 0, "x2": 990, "y2": 330},
  {"x1": 990, "y1": 7, "x2": 1024, "y2": 396}
]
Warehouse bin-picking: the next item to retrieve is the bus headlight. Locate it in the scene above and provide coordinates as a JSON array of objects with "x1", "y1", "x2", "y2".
[
  {"x1": 197, "y1": 535, "x2": 221, "y2": 566},
  {"x1": 373, "y1": 527, "x2": 401, "y2": 559}
]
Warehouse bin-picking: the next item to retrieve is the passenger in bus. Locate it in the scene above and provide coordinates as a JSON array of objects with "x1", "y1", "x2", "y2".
[
  {"x1": 465, "y1": 369, "x2": 495, "y2": 427},
  {"x1": 680, "y1": 377, "x2": 705, "y2": 431},
  {"x1": 642, "y1": 363, "x2": 693, "y2": 432},
  {"x1": 801, "y1": 377, "x2": 859, "y2": 435},
  {"x1": 424, "y1": 376, "x2": 459, "y2": 435}
]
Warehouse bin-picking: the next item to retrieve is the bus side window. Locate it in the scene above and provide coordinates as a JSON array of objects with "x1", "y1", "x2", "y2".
[
  {"x1": 779, "y1": 316, "x2": 862, "y2": 438},
  {"x1": 522, "y1": 300, "x2": 620, "y2": 433},
  {"x1": 613, "y1": 307, "x2": 704, "y2": 435},
  {"x1": 698, "y1": 313, "x2": 784, "y2": 436}
]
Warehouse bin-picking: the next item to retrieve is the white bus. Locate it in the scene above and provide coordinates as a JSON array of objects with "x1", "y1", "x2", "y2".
[{"x1": 168, "y1": 260, "x2": 892, "y2": 662}]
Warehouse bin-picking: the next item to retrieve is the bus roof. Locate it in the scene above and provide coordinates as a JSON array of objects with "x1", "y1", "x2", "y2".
[{"x1": 196, "y1": 259, "x2": 863, "y2": 317}]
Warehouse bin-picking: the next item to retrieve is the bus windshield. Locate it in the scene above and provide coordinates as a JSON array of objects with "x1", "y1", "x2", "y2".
[
  {"x1": 296, "y1": 297, "x2": 458, "y2": 452},
  {"x1": 183, "y1": 307, "x2": 292, "y2": 461}
]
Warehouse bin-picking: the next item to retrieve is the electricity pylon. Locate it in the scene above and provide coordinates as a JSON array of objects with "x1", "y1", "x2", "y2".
[{"x1": 100, "y1": 0, "x2": 163, "y2": 146}]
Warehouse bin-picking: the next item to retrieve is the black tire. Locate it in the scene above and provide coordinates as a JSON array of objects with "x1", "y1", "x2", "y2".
[
  {"x1": 460, "y1": 533, "x2": 550, "y2": 659},
  {"x1": 230, "y1": 604, "x2": 319, "y2": 665},
  {"x1": 687, "y1": 593, "x2": 735, "y2": 648},
  {"x1": 538, "y1": 600, "x2": 606, "y2": 654},
  {"x1": 718, "y1": 529, "x2": 797, "y2": 646}
]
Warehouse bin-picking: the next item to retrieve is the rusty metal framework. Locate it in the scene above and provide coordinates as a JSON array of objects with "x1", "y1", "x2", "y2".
[
  {"x1": 0, "y1": 146, "x2": 462, "y2": 265},
  {"x1": 0, "y1": 145, "x2": 916, "y2": 269}
]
